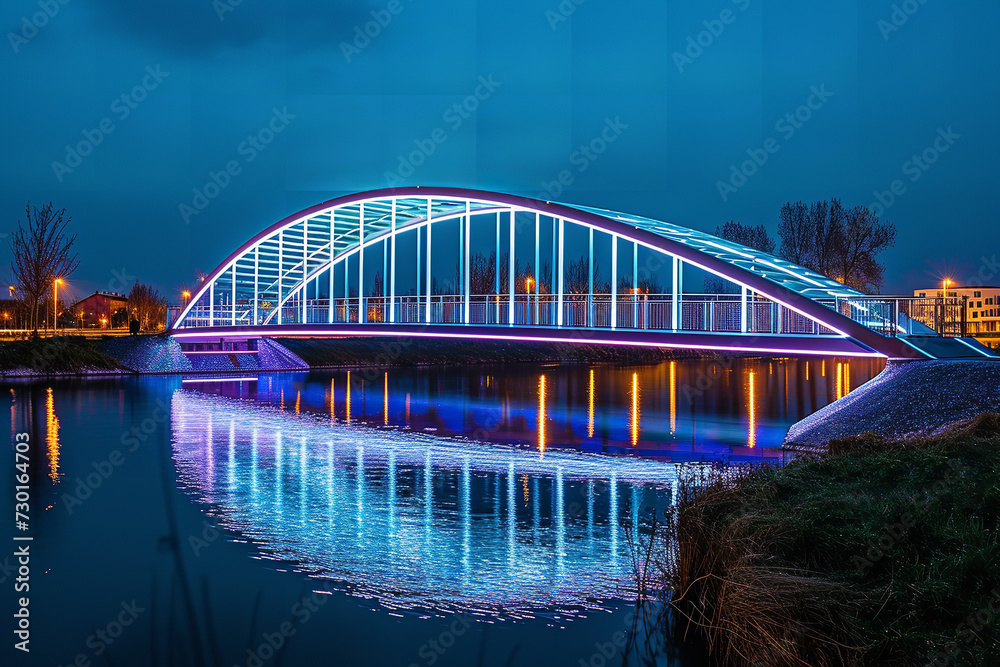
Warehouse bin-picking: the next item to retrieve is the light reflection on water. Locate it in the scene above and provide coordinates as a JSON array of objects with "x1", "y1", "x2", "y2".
[
  {"x1": 171, "y1": 391, "x2": 676, "y2": 620},
  {"x1": 168, "y1": 358, "x2": 884, "y2": 622},
  {"x1": 46, "y1": 386, "x2": 62, "y2": 483},
  {"x1": 178, "y1": 358, "x2": 884, "y2": 464}
]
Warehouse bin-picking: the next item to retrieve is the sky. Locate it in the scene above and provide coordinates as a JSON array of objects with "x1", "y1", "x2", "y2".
[{"x1": 2, "y1": 0, "x2": 998, "y2": 304}]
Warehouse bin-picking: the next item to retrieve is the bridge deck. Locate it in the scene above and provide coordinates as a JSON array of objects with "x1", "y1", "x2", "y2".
[{"x1": 169, "y1": 323, "x2": 889, "y2": 358}]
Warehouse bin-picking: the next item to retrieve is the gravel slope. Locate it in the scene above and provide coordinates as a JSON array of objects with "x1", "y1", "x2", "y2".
[{"x1": 784, "y1": 359, "x2": 1000, "y2": 449}]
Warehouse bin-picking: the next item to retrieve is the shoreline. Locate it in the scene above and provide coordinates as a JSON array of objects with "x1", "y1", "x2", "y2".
[{"x1": 784, "y1": 358, "x2": 1000, "y2": 449}]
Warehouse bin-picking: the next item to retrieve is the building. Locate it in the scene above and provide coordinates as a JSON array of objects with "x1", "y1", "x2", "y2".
[
  {"x1": 72, "y1": 291, "x2": 128, "y2": 328},
  {"x1": 913, "y1": 285, "x2": 1000, "y2": 343}
]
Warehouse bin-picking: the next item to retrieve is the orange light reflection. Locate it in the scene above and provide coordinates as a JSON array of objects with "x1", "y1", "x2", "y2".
[
  {"x1": 46, "y1": 387, "x2": 60, "y2": 484},
  {"x1": 538, "y1": 375, "x2": 546, "y2": 452},
  {"x1": 587, "y1": 369, "x2": 595, "y2": 438}
]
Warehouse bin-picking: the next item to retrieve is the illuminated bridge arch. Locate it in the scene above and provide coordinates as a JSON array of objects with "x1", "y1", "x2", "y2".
[{"x1": 170, "y1": 187, "x2": 926, "y2": 359}]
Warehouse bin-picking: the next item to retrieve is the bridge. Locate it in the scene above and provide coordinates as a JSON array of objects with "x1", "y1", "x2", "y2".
[{"x1": 168, "y1": 187, "x2": 997, "y2": 363}]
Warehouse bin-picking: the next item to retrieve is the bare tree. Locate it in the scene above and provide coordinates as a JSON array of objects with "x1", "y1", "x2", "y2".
[
  {"x1": 8, "y1": 202, "x2": 79, "y2": 336},
  {"x1": 777, "y1": 201, "x2": 812, "y2": 265},
  {"x1": 565, "y1": 255, "x2": 610, "y2": 294},
  {"x1": 810, "y1": 199, "x2": 845, "y2": 278},
  {"x1": 777, "y1": 198, "x2": 894, "y2": 293},
  {"x1": 706, "y1": 221, "x2": 776, "y2": 293},
  {"x1": 469, "y1": 251, "x2": 498, "y2": 295},
  {"x1": 127, "y1": 282, "x2": 168, "y2": 331},
  {"x1": 832, "y1": 205, "x2": 895, "y2": 293},
  {"x1": 715, "y1": 220, "x2": 776, "y2": 255}
]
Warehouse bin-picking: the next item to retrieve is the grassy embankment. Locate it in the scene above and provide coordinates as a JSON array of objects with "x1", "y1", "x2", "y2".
[
  {"x1": 664, "y1": 413, "x2": 1000, "y2": 666},
  {"x1": 0, "y1": 335, "x2": 126, "y2": 374}
]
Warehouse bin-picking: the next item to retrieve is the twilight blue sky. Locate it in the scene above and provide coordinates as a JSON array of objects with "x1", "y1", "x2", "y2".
[{"x1": 2, "y1": 0, "x2": 998, "y2": 302}]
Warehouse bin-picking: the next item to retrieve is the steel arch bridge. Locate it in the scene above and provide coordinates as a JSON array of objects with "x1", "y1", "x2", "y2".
[{"x1": 169, "y1": 187, "x2": 943, "y2": 360}]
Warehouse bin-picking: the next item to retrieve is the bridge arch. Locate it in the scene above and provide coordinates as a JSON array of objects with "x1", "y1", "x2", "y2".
[{"x1": 170, "y1": 187, "x2": 922, "y2": 359}]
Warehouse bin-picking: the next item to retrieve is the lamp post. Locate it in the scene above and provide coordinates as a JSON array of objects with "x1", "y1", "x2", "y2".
[
  {"x1": 53, "y1": 278, "x2": 63, "y2": 335},
  {"x1": 941, "y1": 278, "x2": 952, "y2": 334},
  {"x1": 525, "y1": 277, "x2": 534, "y2": 324}
]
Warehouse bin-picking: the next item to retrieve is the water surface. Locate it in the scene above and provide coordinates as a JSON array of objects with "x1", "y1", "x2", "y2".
[{"x1": 2, "y1": 357, "x2": 882, "y2": 666}]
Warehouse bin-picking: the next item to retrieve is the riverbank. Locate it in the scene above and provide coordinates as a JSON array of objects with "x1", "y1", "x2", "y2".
[
  {"x1": 0, "y1": 336, "x2": 127, "y2": 375},
  {"x1": 665, "y1": 413, "x2": 1000, "y2": 666}
]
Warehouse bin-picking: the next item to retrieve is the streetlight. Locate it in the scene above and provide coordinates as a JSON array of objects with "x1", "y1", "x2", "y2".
[
  {"x1": 941, "y1": 278, "x2": 952, "y2": 334},
  {"x1": 524, "y1": 277, "x2": 535, "y2": 323},
  {"x1": 53, "y1": 278, "x2": 63, "y2": 335}
]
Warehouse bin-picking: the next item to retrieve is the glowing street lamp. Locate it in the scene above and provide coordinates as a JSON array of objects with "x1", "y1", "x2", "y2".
[
  {"x1": 182, "y1": 290, "x2": 191, "y2": 307},
  {"x1": 53, "y1": 278, "x2": 63, "y2": 334},
  {"x1": 525, "y1": 276, "x2": 534, "y2": 293},
  {"x1": 941, "y1": 278, "x2": 952, "y2": 334}
]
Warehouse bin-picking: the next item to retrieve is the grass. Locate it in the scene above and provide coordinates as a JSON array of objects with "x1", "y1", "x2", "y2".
[
  {"x1": 0, "y1": 335, "x2": 126, "y2": 373},
  {"x1": 662, "y1": 413, "x2": 1000, "y2": 666}
]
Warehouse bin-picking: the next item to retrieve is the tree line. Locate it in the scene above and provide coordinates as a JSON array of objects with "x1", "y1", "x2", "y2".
[
  {"x1": 394, "y1": 197, "x2": 893, "y2": 299},
  {"x1": 717, "y1": 198, "x2": 895, "y2": 294}
]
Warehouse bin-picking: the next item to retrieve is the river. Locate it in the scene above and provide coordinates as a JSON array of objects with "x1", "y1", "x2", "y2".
[{"x1": 2, "y1": 357, "x2": 882, "y2": 666}]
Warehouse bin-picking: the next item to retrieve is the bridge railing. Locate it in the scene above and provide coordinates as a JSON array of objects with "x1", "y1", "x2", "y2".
[
  {"x1": 174, "y1": 293, "x2": 852, "y2": 336},
  {"x1": 818, "y1": 296, "x2": 958, "y2": 337}
]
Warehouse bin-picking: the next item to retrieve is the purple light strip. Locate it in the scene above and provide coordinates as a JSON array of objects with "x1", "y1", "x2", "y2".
[{"x1": 171, "y1": 327, "x2": 884, "y2": 358}]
